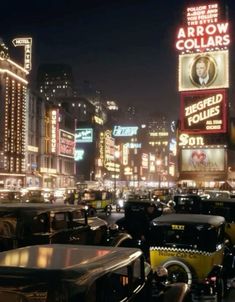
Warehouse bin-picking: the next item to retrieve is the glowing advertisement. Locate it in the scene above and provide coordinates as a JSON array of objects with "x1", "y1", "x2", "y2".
[
  {"x1": 179, "y1": 133, "x2": 205, "y2": 147},
  {"x1": 179, "y1": 51, "x2": 229, "y2": 91},
  {"x1": 113, "y1": 126, "x2": 138, "y2": 137},
  {"x1": 142, "y1": 153, "x2": 148, "y2": 169},
  {"x1": 180, "y1": 90, "x2": 227, "y2": 133},
  {"x1": 74, "y1": 149, "x2": 85, "y2": 161},
  {"x1": 12, "y1": 37, "x2": 33, "y2": 71},
  {"x1": 59, "y1": 130, "x2": 75, "y2": 158},
  {"x1": 75, "y1": 128, "x2": 93, "y2": 143},
  {"x1": 181, "y1": 148, "x2": 225, "y2": 172},
  {"x1": 50, "y1": 110, "x2": 58, "y2": 154},
  {"x1": 176, "y1": 4, "x2": 230, "y2": 51}
]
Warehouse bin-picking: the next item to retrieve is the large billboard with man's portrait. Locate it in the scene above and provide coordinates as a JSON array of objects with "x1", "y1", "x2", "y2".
[
  {"x1": 181, "y1": 148, "x2": 225, "y2": 172},
  {"x1": 179, "y1": 50, "x2": 229, "y2": 91},
  {"x1": 180, "y1": 90, "x2": 227, "y2": 133}
]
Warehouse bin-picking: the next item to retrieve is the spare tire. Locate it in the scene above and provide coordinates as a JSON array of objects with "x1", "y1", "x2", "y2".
[{"x1": 162, "y1": 258, "x2": 195, "y2": 286}]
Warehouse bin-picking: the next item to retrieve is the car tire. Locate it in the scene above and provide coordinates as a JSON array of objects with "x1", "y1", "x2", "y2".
[
  {"x1": 161, "y1": 258, "x2": 195, "y2": 286},
  {"x1": 105, "y1": 205, "x2": 112, "y2": 216},
  {"x1": 116, "y1": 205, "x2": 121, "y2": 212},
  {"x1": 217, "y1": 277, "x2": 226, "y2": 302}
]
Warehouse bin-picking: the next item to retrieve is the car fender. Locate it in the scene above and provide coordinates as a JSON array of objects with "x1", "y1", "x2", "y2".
[
  {"x1": 110, "y1": 232, "x2": 133, "y2": 247},
  {"x1": 162, "y1": 283, "x2": 190, "y2": 302}
]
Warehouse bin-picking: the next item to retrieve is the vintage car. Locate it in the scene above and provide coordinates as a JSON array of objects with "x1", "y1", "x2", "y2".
[
  {"x1": 0, "y1": 244, "x2": 152, "y2": 302},
  {"x1": 0, "y1": 203, "x2": 131, "y2": 252},
  {"x1": 0, "y1": 244, "x2": 190, "y2": 302},
  {"x1": 81, "y1": 190, "x2": 113, "y2": 216},
  {"x1": 172, "y1": 194, "x2": 202, "y2": 214},
  {"x1": 148, "y1": 214, "x2": 234, "y2": 302},
  {"x1": 0, "y1": 189, "x2": 22, "y2": 203},
  {"x1": 116, "y1": 199, "x2": 164, "y2": 259},
  {"x1": 200, "y1": 198, "x2": 235, "y2": 246}
]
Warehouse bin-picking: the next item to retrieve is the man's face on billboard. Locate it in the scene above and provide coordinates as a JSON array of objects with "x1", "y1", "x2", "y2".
[{"x1": 196, "y1": 61, "x2": 207, "y2": 79}]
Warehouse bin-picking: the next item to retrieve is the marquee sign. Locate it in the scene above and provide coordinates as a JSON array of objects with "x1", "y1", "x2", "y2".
[
  {"x1": 176, "y1": 3, "x2": 230, "y2": 51},
  {"x1": 180, "y1": 90, "x2": 227, "y2": 133},
  {"x1": 179, "y1": 51, "x2": 229, "y2": 91}
]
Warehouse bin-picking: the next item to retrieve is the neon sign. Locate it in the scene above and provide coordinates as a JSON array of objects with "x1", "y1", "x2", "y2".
[
  {"x1": 180, "y1": 90, "x2": 227, "y2": 133},
  {"x1": 74, "y1": 149, "x2": 85, "y2": 161},
  {"x1": 12, "y1": 37, "x2": 33, "y2": 71},
  {"x1": 176, "y1": 4, "x2": 230, "y2": 51},
  {"x1": 179, "y1": 133, "x2": 204, "y2": 146},
  {"x1": 75, "y1": 128, "x2": 93, "y2": 143},
  {"x1": 113, "y1": 126, "x2": 138, "y2": 137},
  {"x1": 51, "y1": 110, "x2": 58, "y2": 153}
]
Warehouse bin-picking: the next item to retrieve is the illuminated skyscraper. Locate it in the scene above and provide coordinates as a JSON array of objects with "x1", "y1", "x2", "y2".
[{"x1": 0, "y1": 40, "x2": 28, "y2": 188}]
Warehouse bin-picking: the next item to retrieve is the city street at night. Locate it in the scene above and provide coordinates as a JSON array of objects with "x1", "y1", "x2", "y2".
[{"x1": 0, "y1": 0, "x2": 235, "y2": 301}]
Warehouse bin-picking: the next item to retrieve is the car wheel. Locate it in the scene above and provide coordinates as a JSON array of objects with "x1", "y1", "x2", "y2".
[
  {"x1": 105, "y1": 205, "x2": 112, "y2": 216},
  {"x1": 216, "y1": 277, "x2": 225, "y2": 302},
  {"x1": 162, "y1": 258, "x2": 195, "y2": 286}
]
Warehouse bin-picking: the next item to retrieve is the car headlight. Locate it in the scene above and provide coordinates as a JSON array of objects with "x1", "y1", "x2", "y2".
[{"x1": 118, "y1": 199, "x2": 124, "y2": 207}]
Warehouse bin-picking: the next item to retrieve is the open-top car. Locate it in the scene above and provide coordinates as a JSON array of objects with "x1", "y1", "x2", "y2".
[
  {"x1": 0, "y1": 203, "x2": 131, "y2": 252},
  {"x1": 0, "y1": 244, "x2": 152, "y2": 302},
  {"x1": 149, "y1": 213, "x2": 234, "y2": 302}
]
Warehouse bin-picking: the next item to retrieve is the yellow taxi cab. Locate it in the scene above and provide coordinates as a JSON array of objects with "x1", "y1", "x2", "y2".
[{"x1": 148, "y1": 214, "x2": 233, "y2": 302}]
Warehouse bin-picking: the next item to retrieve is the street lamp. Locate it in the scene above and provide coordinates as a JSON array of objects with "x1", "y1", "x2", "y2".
[{"x1": 90, "y1": 171, "x2": 94, "y2": 181}]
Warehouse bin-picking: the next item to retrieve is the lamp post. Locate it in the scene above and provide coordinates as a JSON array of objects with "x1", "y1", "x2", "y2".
[{"x1": 90, "y1": 171, "x2": 94, "y2": 181}]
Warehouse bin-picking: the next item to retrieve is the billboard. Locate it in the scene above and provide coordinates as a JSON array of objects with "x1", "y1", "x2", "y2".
[
  {"x1": 59, "y1": 130, "x2": 75, "y2": 158},
  {"x1": 179, "y1": 50, "x2": 229, "y2": 91},
  {"x1": 176, "y1": 4, "x2": 230, "y2": 52},
  {"x1": 181, "y1": 148, "x2": 225, "y2": 172},
  {"x1": 75, "y1": 128, "x2": 93, "y2": 143},
  {"x1": 180, "y1": 90, "x2": 227, "y2": 133}
]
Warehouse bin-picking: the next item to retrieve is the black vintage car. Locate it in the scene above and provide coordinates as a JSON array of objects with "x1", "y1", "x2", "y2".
[
  {"x1": 116, "y1": 199, "x2": 164, "y2": 259},
  {"x1": 0, "y1": 203, "x2": 131, "y2": 251},
  {"x1": 0, "y1": 244, "x2": 190, "y2": 302},
  {"x1": 0, "y1": 244, "x2": 152, "y2": 302},
  {"x1": 172, "y1": 194, "x2": 202, "y2": 214}
]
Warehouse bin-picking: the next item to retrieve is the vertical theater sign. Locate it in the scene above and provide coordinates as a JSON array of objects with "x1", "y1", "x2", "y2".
[{"x1": 176, "y1": 3, "x2": 230, "y2": 186}]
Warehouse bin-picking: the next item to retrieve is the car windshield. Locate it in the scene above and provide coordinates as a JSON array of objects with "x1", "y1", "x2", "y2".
[{"x1": 149, "y1": 224, "x2": 222, "y2": 252}]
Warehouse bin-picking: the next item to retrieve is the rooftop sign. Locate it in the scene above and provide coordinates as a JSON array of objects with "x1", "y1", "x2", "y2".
[{"x1": 176, "y1": 4, "x2": 230, "y2": 51}]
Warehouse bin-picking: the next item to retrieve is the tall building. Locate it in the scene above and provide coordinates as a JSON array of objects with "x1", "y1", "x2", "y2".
[
  {"x1": 0, "y1": 40, "x2": 28, "y2": 188},
  {"x1": 37, "y1": 64, "x2": 74, "y2": 102}
]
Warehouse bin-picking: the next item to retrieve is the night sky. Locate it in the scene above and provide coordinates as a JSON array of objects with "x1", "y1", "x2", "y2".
[{"x1": 1, "y1": 0, "x2": 235, "y2": 120}]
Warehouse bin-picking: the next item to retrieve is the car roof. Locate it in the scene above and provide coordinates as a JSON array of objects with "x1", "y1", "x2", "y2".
[
  {"x1": 0, "y1": 244, "x2": 142, "y2": 284},
  {"x1": 151, "y1": 213, "x2": 225, "y2": 226},
  {"x1": 125, "y1": 199, "x2": 157, "y2": 205},
  {"x1": 0, "y1": 203, "x2": 82, "y2": 212},
  {"x1": 201, "y1": 198, "x2": 235, "y2": 204}
]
